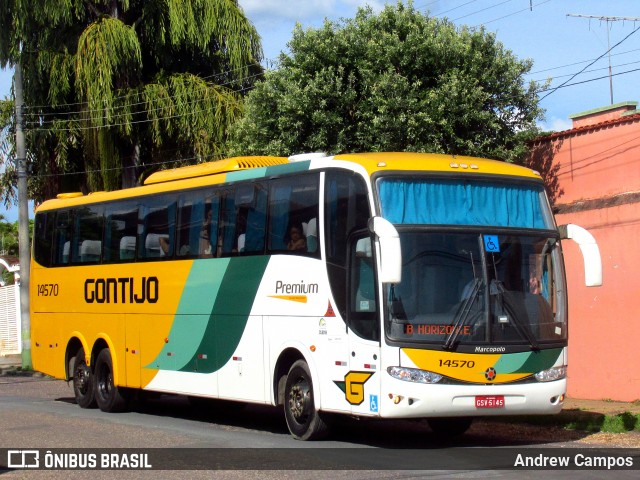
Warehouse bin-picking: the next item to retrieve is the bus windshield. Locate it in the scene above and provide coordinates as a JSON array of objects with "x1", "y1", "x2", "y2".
[
  {"x1": 384, "y1": 231, "x2": 565, "y2": 348},
  {"x1": 377, "y1": 177, "x2": 565, "y2": 349}
]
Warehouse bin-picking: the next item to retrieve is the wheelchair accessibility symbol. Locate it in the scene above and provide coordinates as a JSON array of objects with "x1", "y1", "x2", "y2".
[
  {"x1": 484, "y1": 235, "x2": 500, "y2": 253},
  {"x1": 370, "y1": 395, "x2": 379, "y2": 413}
]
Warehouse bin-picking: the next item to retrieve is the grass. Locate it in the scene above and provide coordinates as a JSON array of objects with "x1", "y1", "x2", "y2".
[
  {"x1": 565, "y1": 412, "x2": 640, "y2": 433},
  {"x1": 494, "y1": 410, "x2": 640, "y2": 433}
]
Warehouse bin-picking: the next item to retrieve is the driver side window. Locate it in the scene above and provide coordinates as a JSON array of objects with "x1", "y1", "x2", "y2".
[{"x1": 348, "y1": 235, "x2": 379, "y2": 341}]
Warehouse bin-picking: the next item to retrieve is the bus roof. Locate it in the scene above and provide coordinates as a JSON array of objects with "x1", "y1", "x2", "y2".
[
  {"x1": 35, "y1": 152, "x2": 541, "y2": 213},
  {"x1": 332, "y1": 152, "x2": 542, "y2": 179},
  {"x1": 143, "y1": 156, "x2": 289, "y2": 185}
]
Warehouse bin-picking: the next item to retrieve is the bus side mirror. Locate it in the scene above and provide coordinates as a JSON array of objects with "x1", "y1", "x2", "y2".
[
  {"x1": 369, "y1": 216, "x2": 402, "y2": 283},
  {"x1": 558, "y1": 224, "x2": 603, "y2": 287}
]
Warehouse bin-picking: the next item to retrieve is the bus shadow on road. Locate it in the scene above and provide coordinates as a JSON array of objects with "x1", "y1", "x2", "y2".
[{"x1": 55, "y1": 391, "x2": 589, "y2": 448}]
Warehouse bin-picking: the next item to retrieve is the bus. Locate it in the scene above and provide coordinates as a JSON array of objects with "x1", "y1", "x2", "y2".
[{"x1": 30, "y1": 152, "x2": 602, "y2": 440}]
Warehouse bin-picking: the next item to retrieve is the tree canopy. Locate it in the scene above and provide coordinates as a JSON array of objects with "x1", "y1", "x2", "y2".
[
  {"x1": 228, "y1": 2, "x2": 542, "y2": 162},
  {"x1": 0, "y1": 0, "x2": 262, "y2": 205}
]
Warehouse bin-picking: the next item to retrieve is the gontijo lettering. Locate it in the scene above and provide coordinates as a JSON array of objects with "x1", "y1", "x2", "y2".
[{"x1": 84, "y1": 277, "x2": 159, "y2": 304}]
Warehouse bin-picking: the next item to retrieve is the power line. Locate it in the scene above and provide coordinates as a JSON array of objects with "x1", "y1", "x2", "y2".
[
  {"x1": 471, "y1": 0, "x2": 553, "y2": 27},
  {"x1": 453, "y1": 0, "x2": 515, "y2": 22},
  {"x1": 567, "y1": 14, "x2": 640, "y2": 104},
  {"x1": 20, "y1": 69, "x2": 264, "y2": 131},
  {"x1": 22, "y1": 61, "x2": 263, "y2": 111},
  {"x1": 532, "y1": 59, "x2": 640, "y2": 84},
  {"x1": 539, "y1": 22, "x2": 640, "y2": 102},
  {"x1": 527, "y1": 47, "x2": 640, "y2": 76},
  {"x1": 535, "y1": 66, "x2": 640, "y2": 94}
]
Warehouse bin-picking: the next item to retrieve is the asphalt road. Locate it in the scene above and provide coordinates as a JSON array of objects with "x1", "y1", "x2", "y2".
[{"x1": 0, "y1": 375, "x2": 637, "y2": 479}]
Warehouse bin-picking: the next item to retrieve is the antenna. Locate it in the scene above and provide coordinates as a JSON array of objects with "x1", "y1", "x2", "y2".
[{"x1": 567, "y1": 14, "x2": 640, "y2": 104}]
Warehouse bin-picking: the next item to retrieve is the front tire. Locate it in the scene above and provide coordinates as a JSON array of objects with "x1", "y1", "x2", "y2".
[
  {"x1": 72, "y1": 347, "x2": 96, "y2": 409},
  {"x1": 284, "y1": 360, "x2": 329, "y2": 440},
  {"x1": 94, "y1": 349, "x2": 129, "y2": 413}
]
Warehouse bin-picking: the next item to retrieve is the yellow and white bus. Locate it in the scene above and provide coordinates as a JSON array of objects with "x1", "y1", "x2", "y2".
[{"x1": 31, "y1": 152, "x2": 601, "y2": 440}]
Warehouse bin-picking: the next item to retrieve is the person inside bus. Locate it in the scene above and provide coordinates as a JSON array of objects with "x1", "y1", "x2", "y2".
[
  {"x1": 199, "y1": 209, "x2": 214, "y2": 256},
  {"x1": 287, "y1": 223, "x2": 306, "y2": 251}
]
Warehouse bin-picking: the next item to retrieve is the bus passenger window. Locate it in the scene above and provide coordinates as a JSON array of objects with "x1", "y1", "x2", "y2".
[
  {"x1": 139, "y1": 199, "x2": 175, "y2": 259},
  {"x1": 33, "y1": 212, "x2": 55, "y2": 267},
  {"x1": 305, "y1": 218, "x2": 318, "y2": 253},
  {"x1": 219, "y1": 191, "x2": 238, "y2": 256},
  {"x1": 176, "y1": 192, "x2": 219, "y2": 258},
  {"x1": 105, "y1": 203, "x2": 138, "y2": 262},
  {"x1": 243, "y1": 186, "x2": 267, "y2": 254},
  {"x1": 268, "y1": 174, "x2": 319, "y2": 256},
  {"x1": 72, "y1": 206, "x2": 103, "y2": 264},
  {"x1": 119, "y1": 236, "x2": 136, "y2": 260}
]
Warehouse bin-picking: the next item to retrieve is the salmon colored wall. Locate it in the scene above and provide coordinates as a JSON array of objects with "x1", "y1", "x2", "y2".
[
  {"x1": 571, "y1": 103, "x2": 637, "y2": 128},
  {"x1": 532, "y1": 105, "x2": 640, "y2": 402},
  {"x1": 557, "y1": 206, "x2": 640, "y2": 402},
  {"x1": 553, "y1": 119, "x2": 640, "y2": 204}
]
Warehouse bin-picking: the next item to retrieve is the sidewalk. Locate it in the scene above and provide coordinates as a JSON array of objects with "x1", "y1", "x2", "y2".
[{"x1": 0, "y1": 354, "x2": 23, "y2": 374}]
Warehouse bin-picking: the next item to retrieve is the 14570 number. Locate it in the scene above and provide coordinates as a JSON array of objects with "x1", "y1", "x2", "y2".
[
  {"x1": 37, "y1": 283, "x2": 59, "y2": 297},
  {"x1": 438, "y1": 359, "x2": 475, "y2": 368}
]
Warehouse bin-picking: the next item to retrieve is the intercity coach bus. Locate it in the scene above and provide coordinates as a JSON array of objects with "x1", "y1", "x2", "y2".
[{"x1": 31, "y1": 152, "x2": 602, "y2": 440}]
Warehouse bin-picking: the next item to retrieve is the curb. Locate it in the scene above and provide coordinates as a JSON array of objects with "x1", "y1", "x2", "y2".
[{"x1": 0, "y1": 365, "x2": 44, "y2": 377}]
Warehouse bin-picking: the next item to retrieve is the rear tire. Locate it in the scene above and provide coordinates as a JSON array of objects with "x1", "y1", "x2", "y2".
[
  {"x1": 94, "y1": 349, "x2": 129, "y2": 413},
  {"x1": 284, "y1": 360, "x2": 329, "y2": 440},
  {"x1": 72, "y1": 347, "x2": 96, "y2": 409}
]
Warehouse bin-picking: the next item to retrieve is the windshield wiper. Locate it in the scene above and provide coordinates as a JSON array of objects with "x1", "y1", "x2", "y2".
[
  {"x1": 443, "y1": 278, "x2": 482, "y2": 350},
  {"x1": 493, "y1": 280, "x2": 540, "y2": 351}
]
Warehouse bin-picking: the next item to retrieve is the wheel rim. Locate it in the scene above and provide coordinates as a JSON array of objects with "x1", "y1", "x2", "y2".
[
  {"x1": 74, "y1": 363, "x2": 90, "y2": 396},
  {"x1": 97, "y1": 363, "x2": 112, "y2": 401},
  {"x1": 288, "y1": 376, "x2": 311, "y2": 425}
]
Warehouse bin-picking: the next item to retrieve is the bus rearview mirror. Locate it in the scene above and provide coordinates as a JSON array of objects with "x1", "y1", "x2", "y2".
[
  {"x1": 369, "y1": 217, "x2": 402, "y2": 283},
  {"x1": 558, "y1": 223, "x2": 603, "y2": 287}
]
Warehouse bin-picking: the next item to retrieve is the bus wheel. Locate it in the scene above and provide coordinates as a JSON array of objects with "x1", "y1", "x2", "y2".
[
  {"x1": 284, "y1": 360, "x2": 329, "y2": 440},
  {"x1": 427, "y1": 417, "x2": 473, "y2": 437},
  {"x1": 94, "y1": 349, "x2": 129, "y2": 413},
  {"x1": 72, "y1": 347, "x2": 96, "y2": 409}
]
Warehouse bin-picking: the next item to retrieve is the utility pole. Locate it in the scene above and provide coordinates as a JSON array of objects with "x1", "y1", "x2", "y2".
[
  {"x1": 567, "y1": 14, "x2": 640, "y2": 105},
  {"x1": 14, "y1": 61, "x2": 32, "y2": 369}
]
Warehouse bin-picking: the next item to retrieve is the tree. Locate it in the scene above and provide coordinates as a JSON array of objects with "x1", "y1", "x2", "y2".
[
  {"x1": 0, "y1": 214, "x2": 29, "y2": 285},
  {"x1": 0, "y1": 0, "x2": 262, "y2": 206},
  {"x1": 228, "y1": 2, "x2": 542, "y2": 162}
]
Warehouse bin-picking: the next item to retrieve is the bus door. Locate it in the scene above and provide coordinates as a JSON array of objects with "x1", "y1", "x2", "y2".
[{"x1": 346, "y1": 235, "x2": 381, "y2": 417}]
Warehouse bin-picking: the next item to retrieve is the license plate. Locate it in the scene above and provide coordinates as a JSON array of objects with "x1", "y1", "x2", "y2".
[{"x1": 475, "y1": 395, "x2": 505, "y2": 408}]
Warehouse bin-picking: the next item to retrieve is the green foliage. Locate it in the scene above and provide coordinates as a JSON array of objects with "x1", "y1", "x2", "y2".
[
  {"x1": 0, "y1": 216, "x2": 18, "y2": 256},
  {"x1": 228, "y1": 2, "x2": 542, "y2": 162},
  {"x1": 496, "y1": 410, "x2": 640, "y2": 433},
  {"x1": 0, "y1": 0, "x2": 262, "y2": 203},
  {"x1": 0, "y1": 215, "x2": 29, "y2": 285}
]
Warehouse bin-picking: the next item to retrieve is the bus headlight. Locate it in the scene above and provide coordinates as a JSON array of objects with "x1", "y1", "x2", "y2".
[
  {"x1": 387, "y1": 366, "x2": 443, "y2": 384},
  {"x1": 534, "y1": 366, "x2": 567, "y2": 382}
]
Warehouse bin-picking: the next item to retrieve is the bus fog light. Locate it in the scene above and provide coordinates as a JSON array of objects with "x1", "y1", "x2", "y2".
[
  {"x1": 387, "y1": 366, "x2": 443, "y2": 384},
  {"x1": 535, "y1": 366, "x2": 567, "y2": 382}
]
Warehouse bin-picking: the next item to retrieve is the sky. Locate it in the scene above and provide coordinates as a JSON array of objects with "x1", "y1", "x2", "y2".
[{"x1": 2, "y1": 0, "x2": 640, "y2": 221}]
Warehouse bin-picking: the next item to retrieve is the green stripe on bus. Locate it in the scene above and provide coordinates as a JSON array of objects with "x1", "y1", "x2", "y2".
[
  {"x1": 226, "y1": 161, "x2": 311, "y2": 182},
  {"x1": 494, "y1": 348, "x2": 562, "y2": 374},
  {"x1": 146, "y1": 258, "x2": 231, "y2": 371},
  {"x1": 181, "y1": 256, "x2": 270, "y2": 373}
]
